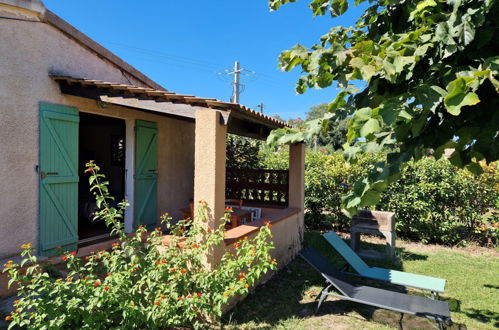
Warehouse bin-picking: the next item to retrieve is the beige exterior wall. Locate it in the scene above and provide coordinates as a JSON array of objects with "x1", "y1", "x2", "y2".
[
  {"x1": 193, "y1": 110, "x2": 227, "y2": 266},
  {"x1": 267, "y1": 212, "x2": 303, "y2": 266},
  {"x1": 224, "y1": 211, "x2": 303, "y2": 269},
  {"x1": 0, "y1": 7, "x2": 195, "y2": 258},
  {"x1": 222, "y1": 211, "x2": 303, "y2": 311}
]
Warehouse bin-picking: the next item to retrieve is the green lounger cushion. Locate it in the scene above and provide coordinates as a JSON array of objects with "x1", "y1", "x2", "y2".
[
  {"x1": 363, "y1": 267, "x2": 446, "y2": 293},
  {"x1": 323, "y1": 229, "x2": 370, "y2": 273},
  {"x1": 323, "y1": 231, "x2": 446, "y2": 293}
]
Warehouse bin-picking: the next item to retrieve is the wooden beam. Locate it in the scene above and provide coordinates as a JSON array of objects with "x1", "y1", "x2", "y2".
[
  {"x1": 227, "y1": 116, "x2": 272, "y2": 140},
  {"x1": 100, "y1": 95, "x2": 197, "y2": 119}
]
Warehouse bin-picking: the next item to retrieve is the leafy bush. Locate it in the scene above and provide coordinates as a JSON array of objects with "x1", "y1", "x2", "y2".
[
  {"x1": 261, "y1": 148, "x2": 498, "y2": 245},
  {"x1": 3, "y1": 162, "x2": 276, "y2": 329},
  {"x1": 260, "y1": 146, "x2": 289, "y2": 170},
  {"x1": 226, "y1": 134, "x2": 263, "y2": 169},
  {"x1": 378, "y1": 158, "x2": 499, "y2": 245},
  {"x1": 261, "y1": 149, "x2": 378, "y2": 230}
]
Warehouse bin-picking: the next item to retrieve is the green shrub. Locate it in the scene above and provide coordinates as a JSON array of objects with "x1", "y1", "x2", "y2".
[
  {"x1": 226, "y1": 134, "x2": 263, "y2": 169},
  {"x1": 259, "y1": 146, "x2": 289, "y2": 170},
  {"x1": 260, "y1": 148, "x2": 498, "y2": 246},
  {"x1": 378, "y1": 158, "x2": 499, "y2": 245},
  {"x1": 260, "y1": 148, "x2": 380, "y2": 230},
  {"x1": 3, "y1": 162, "x2": 276, "y2": 329},
  {"x1": 304, "y1": 152, "x2": 385, "y2": 230}
]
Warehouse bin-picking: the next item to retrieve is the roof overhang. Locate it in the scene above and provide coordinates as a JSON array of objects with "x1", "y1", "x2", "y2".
[{"x1": 51, "y1": 76, "x2": 290, "y2": 140}]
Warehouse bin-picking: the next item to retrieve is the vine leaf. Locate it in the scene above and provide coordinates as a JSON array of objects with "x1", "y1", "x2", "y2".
[{"x1": 444, "y1": 77, "x2": 480, "y2": 115}]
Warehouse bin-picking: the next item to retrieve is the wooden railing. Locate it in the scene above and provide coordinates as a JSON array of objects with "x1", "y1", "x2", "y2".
[{"x1": 225, "y1": 168, "x2": 289, "y2": 207}]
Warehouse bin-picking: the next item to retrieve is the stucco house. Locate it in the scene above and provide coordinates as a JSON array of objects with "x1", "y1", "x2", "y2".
[{"x1": 0, "y1": 0, "x2": 305, "y2": 271}]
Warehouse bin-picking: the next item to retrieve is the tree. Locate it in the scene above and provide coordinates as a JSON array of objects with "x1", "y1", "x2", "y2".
[
  {"x1": 267, "y1": 0, "x2": 499, "y2": 215},
  {"x1": 287, "y1": 117, "x2": 305, "y2": 126},
  {"x1": 272, "y1": 114, "x2": 285, "y2": 122},
  {"x1": 306, "y1": 103, "x2": 348, "y2": 149},
  {"x1": 272, "y1": 113, "x2": 305, "y2": 127},
  {"x1": 305, "y1": 103, "x2": 329, "y2": 121},
  {"x1": 226, "y1": 134, "x2": 262, "y2": 169}
]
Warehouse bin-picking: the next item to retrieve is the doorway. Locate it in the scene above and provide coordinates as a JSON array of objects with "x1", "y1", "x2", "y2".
[{"x1": 78, "y1": 113, "x2": 126, "y2": 246}]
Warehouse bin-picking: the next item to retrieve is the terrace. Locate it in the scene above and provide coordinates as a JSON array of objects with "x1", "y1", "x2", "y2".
[{"x1": 48, "y1": 76, "x2": 305, "y2": 267}]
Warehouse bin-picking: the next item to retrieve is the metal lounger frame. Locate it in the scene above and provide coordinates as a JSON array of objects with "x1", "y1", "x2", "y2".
[{"x1": 300, "y1": 247, "x2": 452, "y2": 329}]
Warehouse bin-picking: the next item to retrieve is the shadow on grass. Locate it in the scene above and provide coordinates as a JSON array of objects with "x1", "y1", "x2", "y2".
[
  {"x1": 223, "y1": 256, "x2": 461, "y2": 329},
  {"x1": 304, "y1": 231, "x2": 428, "y2": 272},
  {"x1": 462, "y1": 308, "x2": 499, "y2": 327},
  {"x1": 223, "y1": 232, "x2": 460, "y2": 329}
]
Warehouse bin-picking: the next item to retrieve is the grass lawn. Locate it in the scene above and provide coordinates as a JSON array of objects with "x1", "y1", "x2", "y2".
[{"x1": 224, "y1": 231, "x2": 499, "y2": 329}]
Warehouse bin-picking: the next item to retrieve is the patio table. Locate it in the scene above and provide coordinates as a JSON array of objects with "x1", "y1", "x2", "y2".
[
  {"x1": 226, "y1": 208, "x2": 252, "y2": 229},
  {"x1": 179, "y1": 206, "x2": 252, "y2": 229}
]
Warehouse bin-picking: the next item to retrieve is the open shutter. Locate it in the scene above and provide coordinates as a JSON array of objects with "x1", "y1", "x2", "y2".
[
  {"x1": 134, "y1": 120, "x2": 158, "y2": 229},
  {"x1": 39, "y1": 103, "x2": 79, "y2": 256}
]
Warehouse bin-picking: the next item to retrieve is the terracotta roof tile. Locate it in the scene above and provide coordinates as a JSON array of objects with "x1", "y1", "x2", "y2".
[{"x1": 50, "y1": 75, "x2": 291, "y2": 128}]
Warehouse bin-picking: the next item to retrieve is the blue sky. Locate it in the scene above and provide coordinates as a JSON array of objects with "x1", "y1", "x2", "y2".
[{"x1": 43, "y1": 1, "x2": 365, "y2": 120}]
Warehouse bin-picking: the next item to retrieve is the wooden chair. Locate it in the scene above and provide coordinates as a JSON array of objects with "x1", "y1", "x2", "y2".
[{"x1": 225, "y1": 199, "x2": 243, "y2": 208}]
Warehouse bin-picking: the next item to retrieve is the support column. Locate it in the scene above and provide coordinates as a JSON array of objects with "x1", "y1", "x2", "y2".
[
  {"x1": 288, "y1": 143, "x2": 305, "y2": 210},
  {"x1": 193, "y1": 110, "x2": 227, "y2": 266},
  {"x1": 288, "y1": 142, "x2": 305, "y2": 247}
]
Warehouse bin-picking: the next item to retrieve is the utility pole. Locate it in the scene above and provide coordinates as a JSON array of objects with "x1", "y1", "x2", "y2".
[
  {"x1": 230, "y1": 61, "x2": 242, "y2": 103},
  {"x1": 218, "y1": 61, "x2": 255, "y2": 103},
  {"x1": 257, "y1": 103, "x2": 264, "y2": 113}
]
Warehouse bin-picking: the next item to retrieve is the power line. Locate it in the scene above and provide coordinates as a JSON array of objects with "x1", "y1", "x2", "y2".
[
  {"x1": 122, "y1": 54, "x2": 217, "y2": 74},
  {"x1": 106, "y1": 41, "x2": 224, "y2": 70},
  {"x1": 106, "y1": 41, "x2": 286, "y2": 82}
]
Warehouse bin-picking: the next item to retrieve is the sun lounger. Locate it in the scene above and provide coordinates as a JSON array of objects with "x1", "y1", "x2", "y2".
[
  {"x1": 323, "y1": 231, "x2": 446, "y2": 294},
  {"x1": 300, "y1": 247, "x2": 452, "y2": 329}
]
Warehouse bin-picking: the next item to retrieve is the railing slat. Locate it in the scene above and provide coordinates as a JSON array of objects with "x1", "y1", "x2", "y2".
[{"x1": 226, "y1": 168, "x2": 289, "y2": 207}]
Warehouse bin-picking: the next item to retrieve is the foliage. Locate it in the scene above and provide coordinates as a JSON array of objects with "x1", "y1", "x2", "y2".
[
  {"x1": 226, "y1": 134, "x2": 263, "y2": 169},
  {"x1": 271, "y1": 114, "x2": 305, "y2": 127},
  {"x1": 377, "y1": 157, "x2": 499, "y2": 245},
  {"x1": 306, "y1": 103, "x2": 348, "y2": 149},
  {"x1": 260, "y1": 146, "x2": 289, "y2": 170},
  {"x1": 267, "y1": 0, "x2": 499, "y2": 216},
  {"x1": 2, "y1": 162, "x2": 276, "y2": 329},
  {"x1": 305, "y1": 103, "x2": 329, "y2": 122},
  {"x1": 272, "y1": 113, "x2": 285, "y2": 122},
  {"x1": 261, "y1": 149, "x2": 498, "y2": 245},
  {"x1": 303, "y1": 151, "x2": 381, "y2": 230},
  {"x1": 287, "y1": 117, "x2": 305, "y2": 127},
  {"x1": 261, "y1": 148, "x2": 381, "y2": 230}
]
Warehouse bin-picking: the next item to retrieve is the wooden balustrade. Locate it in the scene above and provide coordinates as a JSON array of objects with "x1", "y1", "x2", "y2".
[{"x1": 225, "y1": 168, "x2": 289, "y2": 207}]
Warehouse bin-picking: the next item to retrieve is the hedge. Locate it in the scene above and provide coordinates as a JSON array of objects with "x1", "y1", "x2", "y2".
[{"x1": 260, "y1": 148, "x2": 499, "y2": 246}]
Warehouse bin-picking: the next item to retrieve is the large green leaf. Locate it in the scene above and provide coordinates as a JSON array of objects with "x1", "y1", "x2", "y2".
[
  {"x1": 409, "y1": 0, "x2": 437, "y2": 21},
  {"x1": 444, "y1": 77, "x2": 480, "y2": 115},
  {"x1": 330, "y1": 0, "x2": 348, "y2": 17},
  {"x1": 360, "y1": 118, "x2": 381, "y2": 137},
  {"x1": 310, "y1": 0, "x2": 329, "y2": 16},
  {"x1": 456, "y1": 13, "x2": 476, "y2": 46},
  {"x1": 268, "y1": 0, "x2": 298, "y2": 11},
  {"x1": 415, "y1": 84, "x2": 446, "y2": 113}
]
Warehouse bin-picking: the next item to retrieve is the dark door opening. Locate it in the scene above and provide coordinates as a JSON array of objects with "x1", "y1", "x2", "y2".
[{"x1": 79, "y1": 113, "x2": 126, "y2": 246}]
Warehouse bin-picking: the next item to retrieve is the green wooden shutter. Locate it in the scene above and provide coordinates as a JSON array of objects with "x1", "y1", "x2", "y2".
[
  {"x1": 39, "y1": 103, "x2": 79, "y2": 256},
  {"x1": 134, "y1": 120, "x2": 158, "y2": 229}
]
